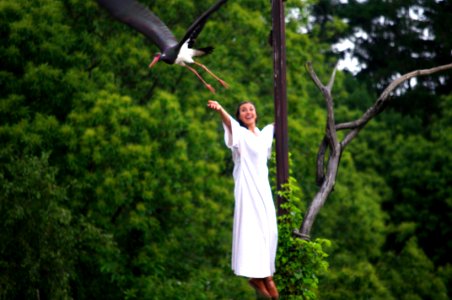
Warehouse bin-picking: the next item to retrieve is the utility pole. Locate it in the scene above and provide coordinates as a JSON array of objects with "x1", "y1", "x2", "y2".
[{"x1": 271, "y1": 0, "x2": 289, "y2": 215}]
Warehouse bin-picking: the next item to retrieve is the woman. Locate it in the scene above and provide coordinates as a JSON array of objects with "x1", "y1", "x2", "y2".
[{"x1": 207, "y1": 100, "x2": 279, "y2": 299}]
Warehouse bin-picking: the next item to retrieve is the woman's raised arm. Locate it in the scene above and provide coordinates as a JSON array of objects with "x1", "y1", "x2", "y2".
[{"x1": 207, "y1": 100, "x2": 232, "y2": 132}]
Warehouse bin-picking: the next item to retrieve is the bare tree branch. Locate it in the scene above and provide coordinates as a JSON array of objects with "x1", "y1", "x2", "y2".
[
  {"x1": 295, "y1": 62, "x2": 452, "y2": 240},
  {"x1": 326, "y1": 63, "x2": 339, "y2": 92},
  {"x1": 295, "y1": 62, "x2": 344, "y2": 240},
  {"x1": 316, "y1": 137, "x2": 328, "y2": 186}
]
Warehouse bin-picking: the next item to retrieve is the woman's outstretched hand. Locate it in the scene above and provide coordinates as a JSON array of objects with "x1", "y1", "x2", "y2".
[
  {"x1": 207, "y1": 100, "x2": 231, "y2": 130},
  {"x1": 207, "y1": 100, "x2": 222, "y2": 111}
]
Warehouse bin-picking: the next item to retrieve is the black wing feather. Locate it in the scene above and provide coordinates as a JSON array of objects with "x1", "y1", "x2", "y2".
[
  {"x1": 179, "y1": 0, "x2": 228, "y2": 49},
  {"x1": 97, "y1": 0, "x2": 178, "y2": 51}
]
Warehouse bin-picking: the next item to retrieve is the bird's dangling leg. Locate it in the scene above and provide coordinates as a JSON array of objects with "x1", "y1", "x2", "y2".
[
  {"x1": 185, "y1": 65, "x2": 216, "y2": 94},
  {"x1": 193, "y1": 61, "x2": 229, "y2": 89}
]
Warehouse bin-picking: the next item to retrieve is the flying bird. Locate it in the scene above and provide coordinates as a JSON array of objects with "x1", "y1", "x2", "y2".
[{"x1": 97, "y1": 0, "x2": 229, "y2": 93}]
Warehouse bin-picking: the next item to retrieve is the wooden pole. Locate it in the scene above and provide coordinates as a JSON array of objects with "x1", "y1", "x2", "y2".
[{"x1": 271, "y1": 0, "x2": 289, "y2": 215}]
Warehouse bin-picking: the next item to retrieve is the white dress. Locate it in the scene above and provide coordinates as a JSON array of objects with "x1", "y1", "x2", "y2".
[{"x1": 223, "y1": 117, "x2": 278, "y2": 278}]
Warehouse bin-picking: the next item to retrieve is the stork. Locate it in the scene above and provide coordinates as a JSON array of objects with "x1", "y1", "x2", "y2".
[{"x1": 97, "y1": 0, "x2": 229, "y2": 93}]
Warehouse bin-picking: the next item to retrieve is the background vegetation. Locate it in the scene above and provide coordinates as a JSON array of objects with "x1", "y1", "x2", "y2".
[{"x1": 0, "y1": 0, "x2": 450, "y2": 299}]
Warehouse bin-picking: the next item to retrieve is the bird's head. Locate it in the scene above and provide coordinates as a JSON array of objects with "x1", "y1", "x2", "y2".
[{"x1": 149, "y1": 53, "x2": 161, "y2": 68}]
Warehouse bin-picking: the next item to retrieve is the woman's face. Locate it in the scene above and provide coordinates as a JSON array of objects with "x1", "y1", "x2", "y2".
[{"x1": 238, "y1": 102, "x2": 257, "y2": 128}]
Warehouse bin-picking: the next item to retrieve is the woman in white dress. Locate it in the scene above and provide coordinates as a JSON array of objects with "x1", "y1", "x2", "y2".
[{"x1": 207, "y1": 100, "x2": 279, "y2": 299}]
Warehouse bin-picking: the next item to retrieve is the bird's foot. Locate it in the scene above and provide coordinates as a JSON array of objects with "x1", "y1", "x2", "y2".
[
  {"x1": 218, "y1": 79, "x2": 229, "y2": 89},
  {"x1": 206, "y1": 84, "x2": 216, "y2": 94}
]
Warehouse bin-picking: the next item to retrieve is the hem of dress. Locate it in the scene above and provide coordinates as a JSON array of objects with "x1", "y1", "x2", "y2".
[{"x1": 233, "y1": 270, "x2": 274, "y2": 279}]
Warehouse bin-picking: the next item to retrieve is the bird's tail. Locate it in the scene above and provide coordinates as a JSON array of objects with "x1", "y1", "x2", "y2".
[{"x1": 196, "y1": 46, "x2": 214, "y2": 56}]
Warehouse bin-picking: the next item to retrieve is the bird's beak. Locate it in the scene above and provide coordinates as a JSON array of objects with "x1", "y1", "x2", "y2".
[{"x1": 149, "y1": 54, "x2": 161, "y2": 68}]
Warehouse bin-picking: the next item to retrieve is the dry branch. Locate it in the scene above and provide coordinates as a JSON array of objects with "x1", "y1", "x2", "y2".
[{"x1": 295, "y1": 62, "x2": 452, "y2": 240}]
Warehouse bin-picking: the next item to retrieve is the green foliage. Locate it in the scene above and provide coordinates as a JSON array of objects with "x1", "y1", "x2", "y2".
[
  {"x1": 320, "y1": 260, "x2": 393, "y2": 300},
  {"x1": 378, "y1": 238, "x2": 448, "y2": 300},
  {"x1": 274, "y1": 177, "x2": 330, "y2": 299},
  {"x1": 310, "y1": 0, "x2": 451, "y2": 109},
  {"x1": 0, "y1": 152, "x2": 74, "y2": 299}
]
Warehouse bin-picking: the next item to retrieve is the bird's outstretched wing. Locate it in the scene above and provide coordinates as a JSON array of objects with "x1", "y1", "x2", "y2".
[
  {"x1": 97, "y1": 0, "x2": 178, "y2": 51},
  {"x1": 179, "y1": 0, "x2": 228, "y2": 49}
]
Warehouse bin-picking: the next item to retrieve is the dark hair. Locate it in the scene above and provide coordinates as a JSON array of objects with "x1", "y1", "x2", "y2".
[{"x1": 235, "y1": 101, "x2": 258, "y2": 129}]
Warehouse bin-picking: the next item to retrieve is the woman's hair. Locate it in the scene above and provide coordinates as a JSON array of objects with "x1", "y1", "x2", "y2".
[{"x1": 235, "y1": 101, "x2": 258, "y2": 129}]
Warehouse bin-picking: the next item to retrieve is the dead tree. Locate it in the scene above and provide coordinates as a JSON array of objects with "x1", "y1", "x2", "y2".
[{"x1": 294, "y1": 62, "x2": 452, "y2": 240}]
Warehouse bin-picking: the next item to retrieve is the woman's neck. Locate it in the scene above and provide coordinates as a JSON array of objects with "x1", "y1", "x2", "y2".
[{"x1": 248, "y1": 124, "x2": 257, "y2": 135}]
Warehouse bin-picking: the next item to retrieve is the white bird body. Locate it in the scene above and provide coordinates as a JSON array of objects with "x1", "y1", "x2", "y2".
[{"x1": 175, "y1": 42, "x2": 197, "y2": 65}]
